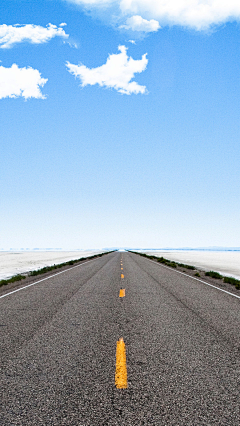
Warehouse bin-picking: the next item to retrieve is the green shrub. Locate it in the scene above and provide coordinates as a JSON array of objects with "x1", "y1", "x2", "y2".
[
  {"x1": 194, "y1": 273, "x2": 200, "y2": 277},
  {"x1": 9, "y1": 274, "x2": 26, "y2": 283},
  {"x1": 205, "y1": 271, "x2": 223, "y2": 279},
  {"x1": 223, "y1": 276, "x2": 240, "y2": 289},
  {"x1": 157, "y1": 257, "x2": 166, "y2": 264},
  {"x1": 156, "y1": 257, "x2": 177, "y2": 268},
  {"x1": 0, "y1": 274, "x2": 26, "y2": 287},
  {"x1": 168, "y1": 262, "x2": 177, "y2": 268},
  {"x1": 177, "y1": 262, "x2": 195, "y2": 270}
]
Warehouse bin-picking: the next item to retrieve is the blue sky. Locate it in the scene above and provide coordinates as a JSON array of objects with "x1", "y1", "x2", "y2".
[{"x1": 0, "y1": 0, "x2": 240, "y2": 249}]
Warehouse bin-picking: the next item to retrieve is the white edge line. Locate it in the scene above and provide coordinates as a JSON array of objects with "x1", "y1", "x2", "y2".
[
  {"x1": 141, "y1": 255, "x2": 240, "y2": 300},
  {"x1": 0, "y1": 257, "x2": 98, "y2": 300}
]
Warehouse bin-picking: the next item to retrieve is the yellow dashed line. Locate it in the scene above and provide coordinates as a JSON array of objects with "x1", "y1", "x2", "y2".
[
  {"x1": 121, "y1": 274, "x2": 124, "y2": 279},
  {"x1": 115, "y1": 338, "x2": 128, "y2": 389},
  {"x1": 119, "y1": 289, "x2": 125, "y2": 297}
]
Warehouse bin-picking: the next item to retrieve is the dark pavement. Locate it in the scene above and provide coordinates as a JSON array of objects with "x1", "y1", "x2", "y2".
[{"x1": 1, "y1": 251, "x2": 240, "y2": 425}]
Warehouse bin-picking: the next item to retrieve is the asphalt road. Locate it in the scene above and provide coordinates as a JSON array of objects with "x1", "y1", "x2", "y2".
[{"x1": 1, "y1": 251, "x2": 240, "y2": 425}]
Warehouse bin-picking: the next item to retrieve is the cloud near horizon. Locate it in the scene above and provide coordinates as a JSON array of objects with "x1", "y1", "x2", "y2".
[
  {"x1": 120, "y1": 15, "x2": 160, "y2": 32},
  {"x1": 0, "y1": 64, "x2": 48, "y2": 99},
  {"x1": 66, "y1": 0, "x2": 240, "y2": 31},
  {"x1": 0, "y1": 23, "x2": 68, "y2": 49},
  {"x1": 66, "y1": 45, "x2": 148, "y2": 95}
]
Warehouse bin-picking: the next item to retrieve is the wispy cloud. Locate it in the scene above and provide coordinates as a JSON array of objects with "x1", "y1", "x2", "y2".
[
  {"x1": 66, "y1": 45, "x2": 148, "y2": 95},
  {"x1": 0, "y1": 64, "x2": 47, "y2": 99},
  {"x1": 66, "y1": 0, "x2": 240, "y2": 31},
  {"x1": 0, "y1": 23, "x2": 68, "y2": 49},
  {"x1": 120, "y1": 16, "x2": 160, "y2": 32}
]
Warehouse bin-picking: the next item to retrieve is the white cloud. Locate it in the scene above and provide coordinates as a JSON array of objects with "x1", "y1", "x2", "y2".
[
  {"x1": 0, "y1": 23, "x2": 68, "y2": 49},
  {"x1": 0, "y1": 64, "x2": 48, "y2": 99},
  {"x1": 66, "y1": 45, "x2": 148, "y2": 95},
  {"x1": 120, "y1": 15, "x2": 160, "y2": 32},
  {"x1": 66, "y1": 0, "x2": 240, "y2": 30}
]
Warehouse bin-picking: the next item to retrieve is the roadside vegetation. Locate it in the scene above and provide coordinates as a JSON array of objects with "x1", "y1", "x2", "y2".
[
  {"x1": 130, "y1": 251, "x2": 195, "y2": 270},
  {"x1": 131, "y1": 251, "x2": 240, "y2": 290},
  {"x1": 205, "y1": 271, "x2": 222, "y2": 279},
  {"x1": 0, "y1": 274, "x2": 26, "y2": 287},
  {"x1": 0, "y1": 251, "x2": 114, "y2": 288}
]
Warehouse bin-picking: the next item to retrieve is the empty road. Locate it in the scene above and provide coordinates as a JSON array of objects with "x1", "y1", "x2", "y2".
[{"x1": 1, "y1": 251, "x2": 240, "y2": 425}]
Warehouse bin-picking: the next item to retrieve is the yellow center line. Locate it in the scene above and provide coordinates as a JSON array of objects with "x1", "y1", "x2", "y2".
[
  {"x1": 121, "y1": 274, "x2": 124, "y2": 279},
  {"x1": 115, "y1": 338, "x2": 128, "y2": 389},
  {"x1": 119, "y1": 288, "x2": 125, "y2": 297}
]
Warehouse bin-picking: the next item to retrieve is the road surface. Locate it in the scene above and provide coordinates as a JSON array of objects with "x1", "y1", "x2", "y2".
[{"x1": 1, "y1": 251, "x2": 240, "y2": 425}]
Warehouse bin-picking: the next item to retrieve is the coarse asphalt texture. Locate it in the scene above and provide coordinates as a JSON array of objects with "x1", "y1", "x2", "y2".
[{"x1": 1, "y1": 251, "x2": 240, "y2": 425}]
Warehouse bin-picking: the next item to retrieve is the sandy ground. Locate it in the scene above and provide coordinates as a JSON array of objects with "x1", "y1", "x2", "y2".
[
  {"x1": 141, "y1": 250, "x2": 240, "y2": 279},
  {"x1": 0, "y1": 250, "x2": 105, "y2": 280}
]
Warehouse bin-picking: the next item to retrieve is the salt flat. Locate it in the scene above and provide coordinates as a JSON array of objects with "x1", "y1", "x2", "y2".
[
  {"x1": 143, "y1": 250, "x2": 240, "y2": 279},
  {"x1": 0, "y1": 250, "x2": 105, "y2": 280}
]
